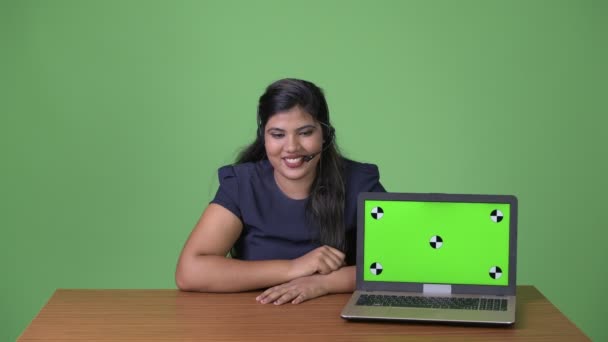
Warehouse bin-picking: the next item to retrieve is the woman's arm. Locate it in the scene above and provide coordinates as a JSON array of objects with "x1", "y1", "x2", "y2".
[
  {"x1": 256, "y1": 265, "x2": 356, "y2": 305},
  {"x1": 175, "y1": 204, "x2": 346, "y2": 292}
]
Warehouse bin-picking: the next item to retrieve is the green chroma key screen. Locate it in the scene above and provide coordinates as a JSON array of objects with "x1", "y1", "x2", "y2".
[{"x1": 364, "y1": 200, "x2": 511, "y2": 286}]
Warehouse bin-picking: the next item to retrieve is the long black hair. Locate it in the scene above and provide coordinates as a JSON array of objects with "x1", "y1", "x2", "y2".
[{"x1": 236, "y1": 78, "x2": 347, "y2": 251}]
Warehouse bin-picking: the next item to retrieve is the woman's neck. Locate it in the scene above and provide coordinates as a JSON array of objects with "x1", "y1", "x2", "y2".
[{"x1": 273, "y1": 170, "x2": 316, "y2": 200}]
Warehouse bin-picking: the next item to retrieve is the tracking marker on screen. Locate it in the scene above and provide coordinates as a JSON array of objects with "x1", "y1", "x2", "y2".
[
  {"x1": 490, "y1": 209, "x2": 504, "y2": 223},
  {"x1": 429, "y1": 235, "x2": 443, "y2": 249},
  {"x1": 370, "y1": 262, "x2": 383, "y2": 275},
  {"x1": 371, "y1": 207, "x2": 384, "y2": 220},
  {"x1": 489, "y1": 266, "x2": 503, "y2": 279}
]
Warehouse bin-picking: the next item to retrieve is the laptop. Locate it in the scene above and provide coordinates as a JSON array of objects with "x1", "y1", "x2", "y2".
[{"x1": 341, "y1": 192, "x2": 518, "y2": 325}]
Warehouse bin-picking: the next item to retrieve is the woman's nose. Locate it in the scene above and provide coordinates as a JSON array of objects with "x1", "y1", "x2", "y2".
[{"x1": 285, "y1": 134, "x2": 300, "y2": 152}]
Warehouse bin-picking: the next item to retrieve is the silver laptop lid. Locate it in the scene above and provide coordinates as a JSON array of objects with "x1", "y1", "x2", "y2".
[{"x1": 356, "y1": 192, "x2": 518, "y2": 296}]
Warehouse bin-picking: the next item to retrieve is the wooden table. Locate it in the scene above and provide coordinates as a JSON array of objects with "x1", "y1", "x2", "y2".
[{"x1": 19, "y1": 285, "x2": 588, "y2": 341}]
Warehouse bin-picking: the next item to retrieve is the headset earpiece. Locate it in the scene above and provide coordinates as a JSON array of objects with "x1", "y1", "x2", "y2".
[
  {"x1": 257, "y1": 117, "x2": 264, "y2": 140},
  {"x1": 321, "y1": 123, "x2": 335, "y2": 147},
  {"x1": 327, "y1": 126, "x2": 335, "y2": 145}
]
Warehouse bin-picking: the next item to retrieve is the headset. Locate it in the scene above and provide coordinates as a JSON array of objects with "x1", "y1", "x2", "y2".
[
  {"x1": 303, "y1": 123, "x2": 335, "y2": 162},
  {"x1": 258, "y1": 118, "x2": 335, "y2": 162}
]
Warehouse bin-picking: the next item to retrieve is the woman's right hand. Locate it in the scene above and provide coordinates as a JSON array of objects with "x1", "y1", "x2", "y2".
[{"x1": 288, "y1": 246, "x2": 346, "y2": 278}]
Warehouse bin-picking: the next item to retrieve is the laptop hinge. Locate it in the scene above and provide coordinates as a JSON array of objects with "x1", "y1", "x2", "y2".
[{"x1": 423, "y1": 284, "x2": 452, "y2": 295}]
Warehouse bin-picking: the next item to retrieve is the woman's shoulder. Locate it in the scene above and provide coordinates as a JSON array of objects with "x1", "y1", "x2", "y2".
[
  {"x1": 217, "y1": 160, "x2": 271, "y2": 181},
  {"x1": 342, "y1": 158, "x2": 381, "y2": 176},
  {"x1": 342, "y1": 158, "x2": 384, "y2": 193}
]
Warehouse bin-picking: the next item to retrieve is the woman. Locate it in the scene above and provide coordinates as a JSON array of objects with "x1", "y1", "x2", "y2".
[{"x1": 176, "y1": 78, "x2": 385, "y2": 305}]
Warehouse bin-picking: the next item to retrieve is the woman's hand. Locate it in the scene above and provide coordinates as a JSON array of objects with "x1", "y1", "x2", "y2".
[
  {"x1": 256, "y1": 275, "x2": 328, "y2": 305},
  {"x1": 288, "y1": 245, "x2": 345, "y2": 279}
]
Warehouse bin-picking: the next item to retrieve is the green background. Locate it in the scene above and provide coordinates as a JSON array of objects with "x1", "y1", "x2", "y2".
[
  {"x1": 363, "y1": 201, "x2": 510, "y2": 285},
  {"x1": 1, "y1": 0, "x2": 606, "y2": 340}
]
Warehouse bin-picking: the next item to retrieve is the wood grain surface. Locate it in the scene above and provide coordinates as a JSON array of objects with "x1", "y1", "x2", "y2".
[{"x1": 18, "y1": 286, "x2": 589, "y2": 341}]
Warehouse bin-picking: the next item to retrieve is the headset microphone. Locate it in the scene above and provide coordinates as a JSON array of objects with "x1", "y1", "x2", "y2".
[
  {"x1": 302, "y1": 153, "x2": 318, "y2": 162},
  {"x1": 302, "y1": 125, "x2": 335, "y2": 162}
]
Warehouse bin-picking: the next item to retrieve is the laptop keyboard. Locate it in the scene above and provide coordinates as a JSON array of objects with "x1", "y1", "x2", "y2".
[{"x1": 356, "y1": 294, "x2": 508, "y2": 311}]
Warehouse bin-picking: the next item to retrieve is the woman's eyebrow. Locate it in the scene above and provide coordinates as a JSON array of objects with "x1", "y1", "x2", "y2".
[
  {"x1": 296, "y1": 125, "x2": 317, "y2": 131},
  {"x1": 267, "y1": 125, "x2": 317, "y2": 132}
]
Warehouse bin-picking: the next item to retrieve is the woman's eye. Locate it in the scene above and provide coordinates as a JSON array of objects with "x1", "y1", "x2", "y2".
[
  {"x1": 300, "y1": 131, "x2": 313, "y2": 136},
  {"x1": 270, "y1": 133, "x2": 284, "y2": 138}
]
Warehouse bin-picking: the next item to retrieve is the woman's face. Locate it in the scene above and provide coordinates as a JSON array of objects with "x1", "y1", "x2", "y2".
[{"x1": 264, "y1": 106, "x2": 323, "y2": 187}]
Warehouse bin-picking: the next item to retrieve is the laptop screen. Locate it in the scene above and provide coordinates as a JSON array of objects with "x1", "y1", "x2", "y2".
[{"x1": 363, "y1": 199, "x2": 511, "y2": 286}]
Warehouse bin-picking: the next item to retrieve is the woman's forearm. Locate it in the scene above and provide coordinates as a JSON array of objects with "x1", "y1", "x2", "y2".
[
  {"x1": 176, "y1": 255, "x2": 299, "y2": 292},
  {"x1": 320, "y1": 265, "x2": 356, "y2": 294}
]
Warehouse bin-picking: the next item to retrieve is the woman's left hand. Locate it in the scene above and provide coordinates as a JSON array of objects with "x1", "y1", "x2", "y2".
[{"x1": 256, "y1": 275, "x2": 328, "y2": 305}]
